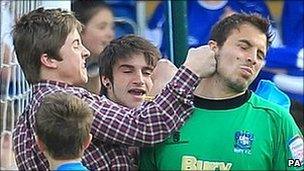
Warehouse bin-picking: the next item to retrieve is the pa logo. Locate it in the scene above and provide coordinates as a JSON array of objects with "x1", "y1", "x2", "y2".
[{"x1": 288, "y1": 159, "x2": 302, "y2": 167}]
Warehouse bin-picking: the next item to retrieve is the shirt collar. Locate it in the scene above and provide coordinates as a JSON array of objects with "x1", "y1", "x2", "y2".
[
  {"x1": 194, "y1": 90, "x2": 252, "y2": 110},
  {"x1": 32, "y1": 80, "x2": 73, "y2": 92}
]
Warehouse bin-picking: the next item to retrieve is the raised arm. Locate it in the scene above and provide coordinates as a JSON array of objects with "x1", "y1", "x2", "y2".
[{"x1": 89, "y1": 45, "x2": 217, "y2": 146}]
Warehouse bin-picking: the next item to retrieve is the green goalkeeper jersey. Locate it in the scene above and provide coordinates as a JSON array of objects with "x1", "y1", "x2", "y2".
[{"x1": 140, "y1": 91, "x2": 303, "y2": 170}]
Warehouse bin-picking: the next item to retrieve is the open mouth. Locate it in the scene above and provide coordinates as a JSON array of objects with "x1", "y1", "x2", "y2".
[
  {"x1": 82, "y1": 59, "x2": 87, "y2": 68},
  {"x1": 128, "y1": 88, "x2": 146, "y2": 96}
]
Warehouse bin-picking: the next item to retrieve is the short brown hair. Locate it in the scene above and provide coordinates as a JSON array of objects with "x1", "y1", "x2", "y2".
[
  {"x1": 210, "y1": 13, "x2": 274, "y2": 49},
  {"x1": 35, "y1": 92, "x2": 93, "y2": 160},
  {"x1": 12, "y1": 7, "x2": 82, "y2": 84},
  {"x1": 99, "y1": 34, "x2": 160, "y2": 95}
]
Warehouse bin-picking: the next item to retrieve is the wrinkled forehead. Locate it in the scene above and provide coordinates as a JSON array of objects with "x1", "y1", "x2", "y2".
[{"x1": 228, "y1": 24, "x2": 267, "y2": 50}]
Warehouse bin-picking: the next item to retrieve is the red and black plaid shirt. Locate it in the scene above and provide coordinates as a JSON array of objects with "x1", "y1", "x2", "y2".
[{"x1": 13, "y1": 66, "x2": 199, "y2": 170}]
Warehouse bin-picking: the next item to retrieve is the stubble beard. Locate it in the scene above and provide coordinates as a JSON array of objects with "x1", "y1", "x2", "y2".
[{"x1": 224, "y1": 75, "x2": 248, "y2": 94}]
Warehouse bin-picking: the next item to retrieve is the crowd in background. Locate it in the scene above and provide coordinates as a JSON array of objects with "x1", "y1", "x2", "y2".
[{"x1": 0, "y1": 0, "x2": 303, "y2": 170}]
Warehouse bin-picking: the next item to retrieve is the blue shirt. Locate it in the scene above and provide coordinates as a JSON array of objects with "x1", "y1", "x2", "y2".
[{"x1": 56, "y1": 162, "x2": 88, "y2": 171}]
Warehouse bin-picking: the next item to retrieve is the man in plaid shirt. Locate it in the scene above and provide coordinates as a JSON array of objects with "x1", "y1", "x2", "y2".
[{"x1": 12, "y1": 8, "x2": 217, "y2": 170}]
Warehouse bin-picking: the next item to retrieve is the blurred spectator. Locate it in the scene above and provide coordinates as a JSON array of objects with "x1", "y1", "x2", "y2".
[
  {"x1": 252, "y1": 0, "x2": 303, "y2": 101},
  {"x1": 105, "y1": 0, "x2": 137, "y2": 37},
  {"x1": 72, "y1": 0, "x2": 115, "y2": 94},
  {"x1": 281, "y1": 0, "x2": 303, "y2": 48},
  {"x1": 145, "y1": 0, "x2": 281, "y2": 56},
  {"x1": 252, "y1": 0, "x2": 303, "y2": 131},
  {"x1": 35, "y1": 92, "x2": 93, "y2": 170}
]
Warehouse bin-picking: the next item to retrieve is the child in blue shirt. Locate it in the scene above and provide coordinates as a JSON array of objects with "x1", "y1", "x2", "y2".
[{"x1": 35, "y1": 92, "x2": 93, "y2": 171}]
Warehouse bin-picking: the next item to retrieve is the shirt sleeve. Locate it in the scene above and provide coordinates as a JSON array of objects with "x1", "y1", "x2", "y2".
[
  {"x1": 13, "y1": 113, "x2": 50, "y2": 170},
  {"x1": 273, "y1": 110, "x2": 303, "y2": 170},
  {"x1": 85, "y1": 66, "x2": 200, "y2": 146}
]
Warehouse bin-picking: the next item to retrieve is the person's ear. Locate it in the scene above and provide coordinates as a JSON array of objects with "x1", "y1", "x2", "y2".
[
  {"x1": 101, "y1": 76, "x2": 111, "y2": 88},
  {"x1": 208, "y1": 40, "x2": 219, "y2": 54},
  {"x1": 83, "y1": 133, "x2": 92, "y2": 150},
  {"x1": 35, "y1": 136, "x2": 46, "y2": 152},
  {"x1": 40, "y1": 53, "x2": 58, "y2": 69}
]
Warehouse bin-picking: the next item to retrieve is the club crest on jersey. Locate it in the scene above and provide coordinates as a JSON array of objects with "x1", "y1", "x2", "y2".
[
  {"x1": 234, "y1": 130, "x2": 254, "y2": 154},
  {"x1": 288, "y1": 135, "x2": 303, "y2": 165}
]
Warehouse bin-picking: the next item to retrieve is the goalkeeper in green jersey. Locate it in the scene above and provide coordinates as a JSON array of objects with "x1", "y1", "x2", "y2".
[{"x1": 140, "y1": 13, "x2": 303, "y2": 171}]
